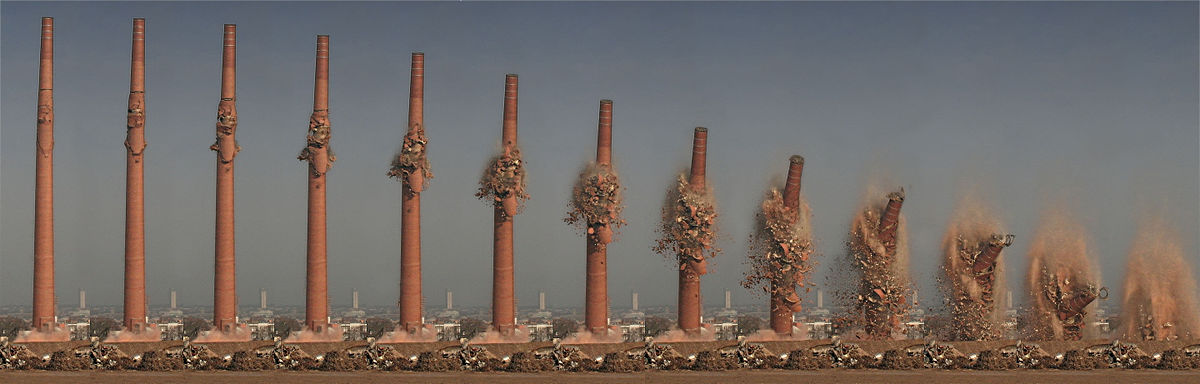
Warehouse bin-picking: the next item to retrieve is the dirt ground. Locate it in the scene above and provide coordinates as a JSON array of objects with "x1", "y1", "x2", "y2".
[{"x1": 2, "y1": 370, "x2": 1197, "y2": 384}]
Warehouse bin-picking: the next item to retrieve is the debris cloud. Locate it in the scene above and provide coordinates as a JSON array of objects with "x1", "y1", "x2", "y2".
[
  {"x1": 938, "y1": 194, "x2": 1012, "y2": 341},
  {"x1": 1024, "y1": 209, "x2": 1104, "y2": 341},
  {"x1": 1120, "y1": 218, "x2": 1200, "y2": 341},
  {"x1": 837, "y1": 187, "x2": 911, "y2": 340}
]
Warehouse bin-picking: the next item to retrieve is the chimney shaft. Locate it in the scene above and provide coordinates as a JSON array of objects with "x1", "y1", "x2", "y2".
[
  {"x1": 492, "y1": 75, "x2": 519, "y2": 335},
  {"x1": 79, "y1": 289, "x2": 85, "y2": 309},
  {"x1": 123, "y1": 17, "x2": 149, "y2": 333},
  {"x1": 302, "y1": 35, "x2": 332, "y2": 333},
  {"x1": 632, "y1": 292, "x2": 639, "y2": 311},
  {"x1": 353, "y1": 290, "x2": 359, "y2": 310},
  {"x1": 585, "y1": 99, "x2": 614, "y2": 335},
  {"x1": 771, "y1": 155, "x2": 806, "y2": 335},
  {"x1": 817, "y1": 289, "x2": 824, "y2": 309},
  {"x1": 261, "y1": 289, "x2": 267, "y2": 309},
  {"x1": 171, "y1": 290, "x2": 177, "y2": 309},
  {"x1": 446, "y1": 291, "x2": 453, "y2": 310},
  {"x1": 33, "y1": 16, "x2": 56, "y2": 332},
  {"x1": 213, "y1": 23, "x2": 240, "y2": 332},
  {"x1": 877, "y1": 189, "x2": 905, "y2": 256},
  {"x1": 399, "y1": 52, "x2": 425, "y2": 333},
  {"x1": 725, "y1": 290, "x2": 731, "y2": 309},
  {"x1": 678, "y1": 127, "x2": 708, "y2": 334},
  {"x1": 539, "y1": 291, "x2": 546, "y2": 311}
]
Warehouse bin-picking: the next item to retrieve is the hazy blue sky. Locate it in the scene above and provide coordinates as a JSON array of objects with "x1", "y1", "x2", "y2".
[{"x1": 2, "y1": 2, "x2": 1197, "y2": 315}]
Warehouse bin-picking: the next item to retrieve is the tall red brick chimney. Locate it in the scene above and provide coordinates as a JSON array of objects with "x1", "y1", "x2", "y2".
[
  {"x1": 123, "y1": 18, "x2": 149, "y2": 333},
  {"x1": 212, "y1": 24, "x2": 240, "y2": 332},
  {"x1": 398, "y1": 52, "x2": 426, "y2": 333},
  {"x1": 32, "y1": 17, "x2": 56, "y2": 332},
  {"x1": 678, "y1": 127, "x2": 707, "y2": 334},
  {"x1": 493, "y1": 74, "x2": 519, "y2": 335},
  {"x1": 300, "y1": 35, "x2": 333, "y2": 333},
  {"x1": 585, "y1": 99, "x2": 613, "y2": 334}
]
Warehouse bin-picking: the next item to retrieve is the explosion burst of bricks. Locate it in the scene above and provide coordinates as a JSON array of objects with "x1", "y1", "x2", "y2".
[
  {"x1": 843, "y1": 189, "x2": 912, "y2": 340},
  {"x1": 743, "y1": 189, "x2": 814, "y2": 315},
  {"x1": 564, "y1": 163, "x2": 625, "y2": 247},
  {"x1": 296, "y1": 110, "x2": 335, "y2": 177},
  {"x1": 475, "y1": 148, "x2": 528, "y2": 219},
  {"x1": 387, "y1": 129, "x2": 433, "y2": 193},
  {"x1": 653, "y1": 174, "x2": 719, "y2": 273},
  {"x1": 941, "y1": 233, "x2": 1013, "y2": 341}
]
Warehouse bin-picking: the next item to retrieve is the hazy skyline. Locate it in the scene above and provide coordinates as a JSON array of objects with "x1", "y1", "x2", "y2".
[{"x1": 2, "y1": 2, "x2": 1197, "y2": 315}]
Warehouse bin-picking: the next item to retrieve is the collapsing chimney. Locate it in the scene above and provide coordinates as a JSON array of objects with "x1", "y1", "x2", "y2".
[
  {"x1": 847, "y1": 188, "x2": 910, "y2": 340},
  {"x1": 476, "y1": 75, "x2": 526, "y2": 335},
  {"x1": 743, "y1": 155, "x2": 813, "y2": 335},
  {"x1": 211, "y1": 24, "x2": 241, "y2": 333},
  {"x1": 32, "y1": 16, "x2": 57, "y2": 333},
  {"x1": 388, "y1": 52, "x2": 432, "y2": 334},
  {"x1": 298, "y1": 35, "x2": 334, "y2": 333},
  {"x1": 566, "y1": 100, "x2": 625, "y2": 335},
  {"x1": 653, "y1": 127, "x2": 718, "y2": 335},
  {"x1": 123, "y1": 18, "x2": 149, "y2": 333}
]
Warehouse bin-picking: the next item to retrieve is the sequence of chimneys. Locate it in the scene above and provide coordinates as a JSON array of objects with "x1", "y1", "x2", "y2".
[{"x1": 22, "y1": 17, "x2": 911, "y2": 339}]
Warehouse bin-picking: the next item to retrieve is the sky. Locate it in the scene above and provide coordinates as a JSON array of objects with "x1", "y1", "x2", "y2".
[{"x1": 1, "y1": 2, "x2": 1197, "y2": 315}]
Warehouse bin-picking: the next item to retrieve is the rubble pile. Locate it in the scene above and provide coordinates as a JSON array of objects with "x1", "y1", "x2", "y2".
[
  {"x1": 624, "y1": 338, "x2": 686, "y2": 369},
  {"x1": 532, "y1": 340, "x2": 590, "y2": 371},
  {"x1": 476, "y1": 148, "x2": 528, "y2": 219},
  {"x1": 1057, "y1": 350, "x2": 1104, "y2": 370},
  {"x1": 654, "y1": 175, "x2": 719, "y2": 274},
  {"x1": 387, "y1": 129, "x2": 432, "y2": 193},
  {"x1": 877, "y1": 349, "x2": 922, "y2": 370},
  {"x1": 0, "y1": 338, "x2": 37, "y2": 370},
  {"x1": 318, "y1": 350, "x2": 367, "y2": 371},
  {"x1": 783, "y1": 349, "x2": 834, "y2": 370},
  {"x1": 78, "y1": 338, "x2": 128, "y2": 370},
  {"x1": 228, "y1": 351, "x2": 272, "y2": 371},
  {"x1": 565, "y1": 163, "x2": 625, "y2": 246},
  {"x1": 718, "y1": 336, "x2": 777, "y2": 368},
  {"x1": 1084, "y1": 340, "x2": 1150, "y2": 368},
  {"x1": 843, "y1": 189, "x2": 911, "y2": 340},
  {"x1": 413, "y1": 351, "x2": 456, "y2": 372},
  {"x1": 46, "y1": 350, "x2": 89, "y2": 371},
  {"x1": 438, "y1": 339, "x2": 498, "y2": 371},
  {"x1": 347, "y1": 338, "x2": 403, "y2": 370},
  {"x1": 691, "y1": 350, "x2": 736, "y2": 371},
  {"x1": 506, "y1": 351, "x2": 552, "y2": 372},
  {"x1": 1156, "y1": 347, "x2": 1200, "y2": 370},
  {"x1": 972, "y1": 350, "x2": 1016, "y2": 370},
  {"x1": 905, "y1": 341, "x2": 967, "y2": 368},
  {"x1": 809, "y1": 338, "x2": 871, "y2": 368},
  {"x1": 255, "y1": 338, "x2": 311, "y2": 369},
  {"x1": 137, "y1": 351, "x2": 184, "y2": 371},
  {"x1": 597, "y1": 352, "x2": 645, "y2": 372},
  {"x1": 743, "y1": 189, "x2": 814, "y2": 316},
  {"x1": 998, "y1": 341, "x2": 1052, "y2": 368}
]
